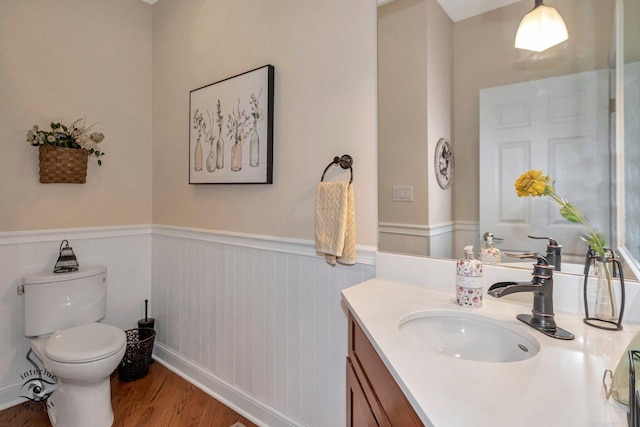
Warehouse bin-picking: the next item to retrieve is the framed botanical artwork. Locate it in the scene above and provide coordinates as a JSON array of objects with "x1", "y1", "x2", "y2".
[{"x1": 189, "y1": 65, "x2": 274, "y2": 184}]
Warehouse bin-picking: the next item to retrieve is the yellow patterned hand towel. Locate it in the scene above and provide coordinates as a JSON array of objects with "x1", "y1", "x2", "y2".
[{"x1": 315, "y1": 181, "x2": 356, "y2": 266}]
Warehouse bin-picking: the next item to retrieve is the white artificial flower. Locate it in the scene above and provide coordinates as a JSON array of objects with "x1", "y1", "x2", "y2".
[
  {"x1": 76, "y1": 133, "x2": 89, "y2": 147},
  {"x1": 90, "y1": 132, "x2": 104, "y2": 143}
]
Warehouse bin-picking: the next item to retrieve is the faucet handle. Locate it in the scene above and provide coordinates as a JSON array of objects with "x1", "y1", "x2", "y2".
[
  {"x1": 527, "y1": 235, "x2": 560, "y2": 247},
  {"x1": 504, "y1": 252, "x2": 550, "y2": 266},
  {"x1": 528, "y1": 236, "x2": 562, "y2": 271},
  {"x1": 506, "y1": 253, "x2": 554, "y2": 280}
]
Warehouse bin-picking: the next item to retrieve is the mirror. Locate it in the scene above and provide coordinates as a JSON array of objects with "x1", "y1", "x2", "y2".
[
  {"x1": 378, "y1": 0, "x2": 639, "y2": 279},
  {"x1": 617, "y1": 0, "x2": 640, "y2": 278}
]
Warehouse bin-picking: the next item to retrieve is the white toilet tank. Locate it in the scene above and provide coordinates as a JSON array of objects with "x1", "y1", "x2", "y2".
[{"x1": 22, "y1": 265, "x2": 107, "y2": 337}]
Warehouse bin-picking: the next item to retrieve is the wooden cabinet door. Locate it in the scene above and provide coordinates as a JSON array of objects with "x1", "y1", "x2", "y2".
[
  {"x1": 348, "y1": 312, "x2": 424, "y2": 427},
  {"x1": 347, "y1": 358, "x2": 379, "y2": 427}
]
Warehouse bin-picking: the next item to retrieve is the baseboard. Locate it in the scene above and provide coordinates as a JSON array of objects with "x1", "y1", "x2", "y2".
[
  {"x1": 152, "y1": 343, "x2": 303, "y2": 427},
  {"x1": 0, "y1": 380, "x2": 26, "y2": 412}
]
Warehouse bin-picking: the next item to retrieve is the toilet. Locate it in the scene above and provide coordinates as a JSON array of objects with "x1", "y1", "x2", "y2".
[{"x1": 21, "y1": 265, "x2": 126, "y2": 427}]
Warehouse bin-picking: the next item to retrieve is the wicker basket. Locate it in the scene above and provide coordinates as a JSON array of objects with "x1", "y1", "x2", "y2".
[
  {"x1": 38, "y1": 145, "x2": 89, "y2": 184},
  {"x1": 118, "y1": 328, "x2": 156, "y2": 382}
]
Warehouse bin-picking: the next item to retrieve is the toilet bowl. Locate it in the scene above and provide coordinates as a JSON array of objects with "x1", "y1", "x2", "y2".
[
  {"x1": 21, "y1": 265, "x2": 126, "y2": 427},
  {"x1": 30, "y1": 322, "x2": 126, "y2": 427}
]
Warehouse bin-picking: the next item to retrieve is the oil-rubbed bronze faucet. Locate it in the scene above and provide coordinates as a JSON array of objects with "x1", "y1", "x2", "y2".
[{"x1": 488, "y1": 253, "x2": 574, "y2": 340}]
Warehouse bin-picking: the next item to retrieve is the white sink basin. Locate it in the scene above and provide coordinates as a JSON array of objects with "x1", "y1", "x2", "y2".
[{"x1": 398, "y1": 310, "x2": 540, "y2": 363}]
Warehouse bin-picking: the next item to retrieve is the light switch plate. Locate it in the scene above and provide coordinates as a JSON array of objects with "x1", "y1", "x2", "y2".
[{"x1": 392, "y1": 185, "x2": 413, "y2": 202}]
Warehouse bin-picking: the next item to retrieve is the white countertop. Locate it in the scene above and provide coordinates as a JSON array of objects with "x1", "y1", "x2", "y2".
[{"x1": 342, "y1": 278, "x2": 640, "y2": 427}]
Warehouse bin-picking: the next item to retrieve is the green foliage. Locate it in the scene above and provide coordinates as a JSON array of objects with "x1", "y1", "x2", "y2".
[
  {"x1": 559, "y1": 203, "x2": 580, "y2": 223},
  {"x1": 582, "y1": 233, "x2": 606, "y2": 257}
]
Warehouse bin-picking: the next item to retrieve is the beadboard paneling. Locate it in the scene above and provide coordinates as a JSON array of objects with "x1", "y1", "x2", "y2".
[
  {"x1": 0, "y1": 224, "x2": 376, "y2": 425},
  {"x1": 151, "y1": 232, "x2": 376, "y2": 427}
]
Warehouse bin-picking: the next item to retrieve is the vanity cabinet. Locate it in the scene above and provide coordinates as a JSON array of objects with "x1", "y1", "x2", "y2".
[{"x1": 346, "y1": 312, "x2": 423, "y2": 427}]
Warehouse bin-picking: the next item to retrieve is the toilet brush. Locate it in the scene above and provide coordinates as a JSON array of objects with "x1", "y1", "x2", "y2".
[
  {"x1": 135, "y1": 299, "x2": 155, "y2": 366},
  {"x1": 137, "y1": 299, "x2": 155, "y2": 330}
]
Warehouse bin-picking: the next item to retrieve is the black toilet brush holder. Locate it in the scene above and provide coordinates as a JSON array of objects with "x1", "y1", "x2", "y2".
[{"x1": 137, "y1": 299, "x2": 155, "y2": 330}]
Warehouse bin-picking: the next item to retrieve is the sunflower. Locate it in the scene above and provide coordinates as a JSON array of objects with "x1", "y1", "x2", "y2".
[{"x1": 514, "y1": 169, "x2": 550, "y2": 197}]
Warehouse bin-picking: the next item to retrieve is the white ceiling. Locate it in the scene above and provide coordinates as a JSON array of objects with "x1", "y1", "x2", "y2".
[{"x1": 379, "y1": 0, "x2": 525, "y2": 22}]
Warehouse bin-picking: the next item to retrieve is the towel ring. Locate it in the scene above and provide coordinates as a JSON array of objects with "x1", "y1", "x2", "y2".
[{"x1": 320, "y1": 155, "x2": 353, "y2": 184}]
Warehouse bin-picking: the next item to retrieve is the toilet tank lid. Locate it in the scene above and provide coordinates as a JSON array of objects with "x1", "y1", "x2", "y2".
[{"x1": 22, "y1": 265, "x2": 106, "y2": 285}]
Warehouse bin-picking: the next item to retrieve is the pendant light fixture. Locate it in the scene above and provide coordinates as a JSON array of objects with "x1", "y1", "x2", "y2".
[{"x1": 515, "y1": 0, "x2": 568, "y2": 52}]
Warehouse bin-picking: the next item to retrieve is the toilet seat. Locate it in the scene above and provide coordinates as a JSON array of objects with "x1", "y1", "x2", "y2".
[{"x1": 45, "y1": 323, "x2": 126, "y2": 363}]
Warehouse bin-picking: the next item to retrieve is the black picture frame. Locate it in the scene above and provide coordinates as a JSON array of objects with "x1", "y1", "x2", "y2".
[{"x1": 189, "y1": 65, "x2": 274, "y2": 184}]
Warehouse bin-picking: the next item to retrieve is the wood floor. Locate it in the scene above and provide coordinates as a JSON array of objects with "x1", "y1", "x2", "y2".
[{"x1": 0, "y1": 362, "x2": 258, "y2": 427}]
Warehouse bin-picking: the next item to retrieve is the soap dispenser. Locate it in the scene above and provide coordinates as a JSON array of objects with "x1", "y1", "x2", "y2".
[
  {"x1": 456, "y1": 245, "x2": 483, "y2": 308},
  {"x1": 480, "y1": 232, "x2": 501, "y2": 264}
]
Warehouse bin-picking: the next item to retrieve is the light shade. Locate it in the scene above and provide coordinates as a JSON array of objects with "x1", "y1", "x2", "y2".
[{"x1": 515, "y1": 2, "x2": 568, "y2": 52}]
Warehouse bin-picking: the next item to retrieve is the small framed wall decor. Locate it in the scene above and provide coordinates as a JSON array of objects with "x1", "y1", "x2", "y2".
[
  {"x1": 434, "y1": 138, "x2": 453, "y2": 189},
  {"x1": 189, "y1": 65, "x2": 274, "y2": 184}
]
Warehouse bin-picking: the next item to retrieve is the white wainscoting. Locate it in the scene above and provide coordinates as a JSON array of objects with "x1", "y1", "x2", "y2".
[
  {"x1": 378, "y1": 222, "x2": 430, "y2": 256},
  {"x1": 0, "y1": 225, "x2": 151, "y2": 410},
  {"x1": 453, "y1": 220, "x2": 480, "y2": 257},
  {"x1": 0, "y1": 224, "x2": 376, "y2": 425},
  {"x1": 151, "y1": 225, "x2": 376, "y2": 427},
  {"x1": 379, "y1": 221, "x2": 476, "y2": 259}
]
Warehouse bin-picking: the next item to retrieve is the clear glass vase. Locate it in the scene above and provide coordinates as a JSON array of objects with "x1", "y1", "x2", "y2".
[
  {"x1": 594, "y1": 259, "x2": 617, "y2": 321},
  {"x1": 206, "y1": 138, "x2": 216, "y2": 172},
  {"x1": 250, "y1": 119, "x2": 259, "y2": 167},
  {"x1": 215, "y1": 129, "x2": 224, "y2": 170},
  {"x1": 231, "y1": 141, "x2": 242, "y2": 172},
  {"x1": 194, "y1": 139, "x2": 203, "y2": 171}
]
